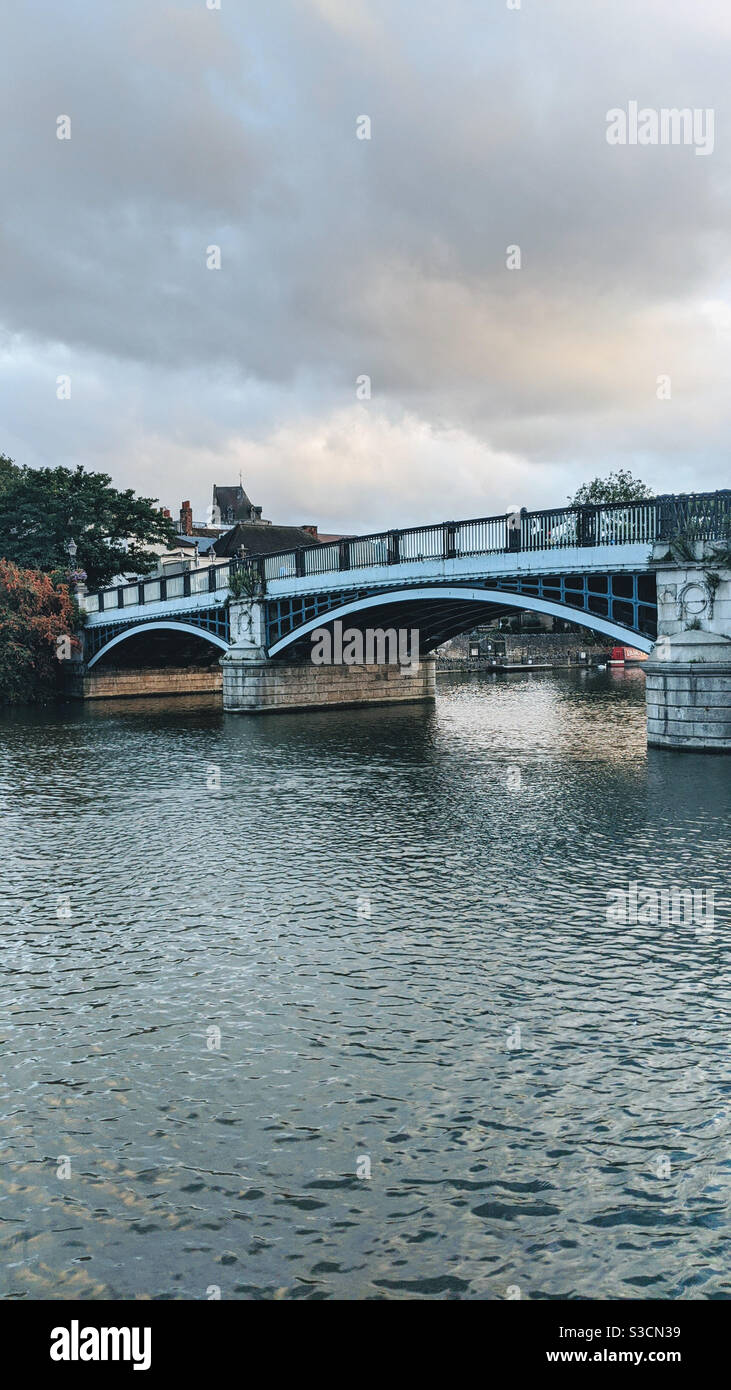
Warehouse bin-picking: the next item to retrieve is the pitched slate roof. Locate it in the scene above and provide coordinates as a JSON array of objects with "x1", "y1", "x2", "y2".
[
  {"x1": 192, "y1": 534, "x2": 218, "y2": 554},
  {"x1": 213, "y1": 485, "x2": 260, "y2": 522},
  {"x1": 212, "y1": 523, "x2": 320, "y2": 558}
]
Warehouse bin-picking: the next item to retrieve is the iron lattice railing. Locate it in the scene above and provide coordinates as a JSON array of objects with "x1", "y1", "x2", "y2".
[
  {"x1": 81, "y1": 490, "x2": 730, "y2": 611},
  {"x1": 250, "y1": 490, "x2": 730, "y2": 591}
]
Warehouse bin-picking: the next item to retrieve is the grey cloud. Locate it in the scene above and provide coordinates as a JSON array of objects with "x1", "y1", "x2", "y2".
[{"x1": 0, "y1": 0, "x2": 729, "y2": 529}]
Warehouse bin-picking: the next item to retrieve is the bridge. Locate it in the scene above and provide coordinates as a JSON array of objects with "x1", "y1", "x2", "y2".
[{"x1": 77, "y1": 490, "x2": 731, "y2": 750}]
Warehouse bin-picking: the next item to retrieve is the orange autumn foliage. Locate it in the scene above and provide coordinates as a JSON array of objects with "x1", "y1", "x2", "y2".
[{"x1": 0, "y1": 559, "x2": 78, "y2": 704}]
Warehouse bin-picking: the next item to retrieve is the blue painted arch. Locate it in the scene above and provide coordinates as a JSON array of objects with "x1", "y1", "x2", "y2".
[
  {"x1": 266, "y1": 586, "x2": 654, "y2": 657},
  {"x1": 86, "y1": 620, "x2": 229, "y2": 669}
]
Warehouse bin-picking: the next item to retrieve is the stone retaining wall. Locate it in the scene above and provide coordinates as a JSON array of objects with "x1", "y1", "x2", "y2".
[
  {"x1": 79, "y1": 667, "x2": 222, "y2": 700},
  {"x1": 439, "y1": 632, "x2": 609, "y2": 666}
]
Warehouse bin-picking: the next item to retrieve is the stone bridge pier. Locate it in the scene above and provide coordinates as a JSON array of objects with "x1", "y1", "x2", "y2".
[
  {"x1": 645, "y1": 543, "x2": 731, "y2": 751},
  {"x1": 221, "y1": 600, "x2": 436, "y2": 713}
]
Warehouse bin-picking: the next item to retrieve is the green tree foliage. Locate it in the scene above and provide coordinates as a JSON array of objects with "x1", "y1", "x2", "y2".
[
  {"x1": 569, "y1": 470, "x2": 653, "y2": 506},
  {"x1": 0, "y1": 559, "x2": 77, "y2": 704},
  {"x1": 0, "y1": 456, "x2": 177, "y2": 588}
]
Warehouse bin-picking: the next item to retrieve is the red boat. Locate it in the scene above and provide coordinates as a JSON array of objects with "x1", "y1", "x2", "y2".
[{"x1": 608, "y1": 645, "x2": 648, "y2": 666}]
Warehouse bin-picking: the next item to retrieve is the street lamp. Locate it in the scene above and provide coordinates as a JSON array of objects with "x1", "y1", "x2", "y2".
[{"x1": 64, "y1": 537, "x2": 87, "y2": 595}]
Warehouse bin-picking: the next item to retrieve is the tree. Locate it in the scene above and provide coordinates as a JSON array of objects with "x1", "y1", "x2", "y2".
[
  {"x1": 0, "y1": 456, "x2": 177, "y2": 588},
  {"x1": 569, "y1": 470, "x2": 653, "y2": 506},
  {"x1": 0, "y1": 560, "x2": 77, "y2": 704}
]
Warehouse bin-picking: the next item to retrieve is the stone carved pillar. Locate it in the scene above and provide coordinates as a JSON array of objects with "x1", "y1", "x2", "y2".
[{"x1": 646, "y1": 543, "x2": 731, "y2": 751}]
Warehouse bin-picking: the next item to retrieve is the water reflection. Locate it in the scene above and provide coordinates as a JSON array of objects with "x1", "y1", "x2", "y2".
[{"x1": 0, "y1": 670, "x2": 728, "y2": 1299}]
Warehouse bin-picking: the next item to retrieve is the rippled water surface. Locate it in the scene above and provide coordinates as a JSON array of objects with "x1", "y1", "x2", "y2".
[{"x1": 1, "y1": 669, "x2": 729, "y2": 1300}]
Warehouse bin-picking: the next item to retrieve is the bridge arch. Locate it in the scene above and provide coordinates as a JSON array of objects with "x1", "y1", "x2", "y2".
[
  {"x1": 86, "y1": 620, "x2": 229, "y2": 669},
  {"x1": 267, "y1": 586, "x2": 654, "y2": 657}
]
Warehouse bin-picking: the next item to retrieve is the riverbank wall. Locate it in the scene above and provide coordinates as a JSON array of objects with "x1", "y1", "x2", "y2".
[
  {"x1": 63, "y1": 665, "x2": 222, "y2": 699},
  {"x1": 436, "y1": 633, "x2": 610, "y2": 669}
]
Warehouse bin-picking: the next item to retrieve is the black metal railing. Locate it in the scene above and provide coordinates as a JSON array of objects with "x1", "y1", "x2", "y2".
[
  {"x1": 81, "y1": 559, "x2": 237, "y2": 615},
  {"x1": 81, "y1": 490, "x2": 730, "y2": 613}
]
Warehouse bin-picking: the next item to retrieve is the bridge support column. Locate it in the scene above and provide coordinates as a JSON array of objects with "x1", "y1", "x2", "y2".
[
  {"x1": 222, "y1": 652, "x2": 436, "y2": 713},
  {"x1": 645, "y1": 543, "x2": 731, "y2": 751},
  {"x1": 222, "y1": 599, "x2": 436, "y2": 713},
  {"x1": 227, "y1": 598, "x2": 268, "y2": 660}
]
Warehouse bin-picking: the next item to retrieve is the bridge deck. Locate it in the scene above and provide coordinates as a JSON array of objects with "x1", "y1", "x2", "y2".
[{"x1": 82, "y1": 543, "x2": 654, "y2": 629}]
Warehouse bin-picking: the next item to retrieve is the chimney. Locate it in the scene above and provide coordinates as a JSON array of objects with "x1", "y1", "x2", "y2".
[
  {"x1": 301, "y1": 524, "x2": 318, "y2": 538},
  {"x1": 162, "y1": 508, "x2": 171, "y2": 519},
  {"x1": 179, "y1": 500, "x2": 193, "y2": 536}
]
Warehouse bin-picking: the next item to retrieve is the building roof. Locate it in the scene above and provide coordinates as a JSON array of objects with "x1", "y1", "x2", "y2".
[
  {"x1": 214, "y1": 485, "x2": 262, "y2": 523},
  {"x1": 192, "y1": 534, "x2": 218, "y2": 554},
  {"x1": 173, "y1": 534, "x2": 199, "y2": 550},
  {"x1": 212, "y1": 522, "x2": 320, "y2": 558}
]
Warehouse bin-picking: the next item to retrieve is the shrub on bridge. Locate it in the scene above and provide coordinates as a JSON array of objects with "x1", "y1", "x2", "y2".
[{"x1": 0, "y1": 560, "x2": 77, "y2": 704}]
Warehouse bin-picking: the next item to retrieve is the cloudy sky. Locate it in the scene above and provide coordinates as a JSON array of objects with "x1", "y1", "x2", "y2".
[{"x1": 1, "y1": 0, "x2": 729, "y2": 533}]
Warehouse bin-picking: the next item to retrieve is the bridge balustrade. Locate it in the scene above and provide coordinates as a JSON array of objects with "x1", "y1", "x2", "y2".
[
  {"x1": 524, "y1": 511, "x2": 578, "y2": 549},
  {"x1": 81, "y1": 492, "x2": 730, "y2": 613},
  {"x1": 455, "y1": 517, "x2": 506, "y2": 555},
  {"x1": 594, "y1": 504, "x2": 657, "y2": 546},
  {"x1": 304, "y1": 542, "x2": 341, "y2": 576},
  {"x1": 263, "y1": 553, "x2": 297, "y2": 581},
  {"x1": 348, "y1": 537, "x2": 389, "y2": 567},
  {"x1": 398, "y1": 526, "x2": 444, "y2": 561}
]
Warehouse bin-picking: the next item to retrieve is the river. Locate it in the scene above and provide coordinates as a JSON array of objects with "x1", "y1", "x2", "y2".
[{"x1": 1, "y1": 668, "x2": 729, "y2": 1299}]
